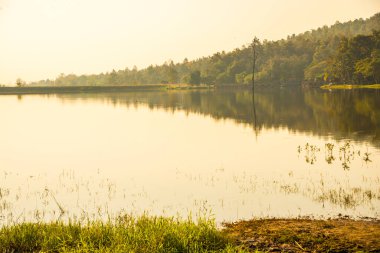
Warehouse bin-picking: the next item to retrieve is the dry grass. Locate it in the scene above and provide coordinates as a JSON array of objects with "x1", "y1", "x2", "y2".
[{"x1": 222, "y1": 218, "x2": 380, "y2": 252}]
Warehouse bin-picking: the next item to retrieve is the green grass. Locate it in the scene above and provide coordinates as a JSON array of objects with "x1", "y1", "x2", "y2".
[
  {"x1": 1, "y1": 215, "x2": 379, "y2": 252},
  {"x1": 0, "y1": 214, "x2": 248, "y2": 253},
  {"x1": 320, "y1": 84, "x2": 380, "y2": 90},
  {"x1": 0, "y1": 84, "x2": 214, "y2": 95},
  {"x1": 165, "y1": 84, "x2": 214, "y2": 90}
]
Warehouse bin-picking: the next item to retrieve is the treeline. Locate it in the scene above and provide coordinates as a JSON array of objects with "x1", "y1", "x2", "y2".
[
  {"x1": 320, "y1": 31, "x2": 380, "y2": 84},
  {"x1": 30, "y1": 13, "x2": 380, "y2": 87}
]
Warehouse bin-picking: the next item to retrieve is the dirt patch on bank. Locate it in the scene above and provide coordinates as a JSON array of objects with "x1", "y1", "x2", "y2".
[{"x1": 223, "y1": 218, "x2": 380, "y2": 252}]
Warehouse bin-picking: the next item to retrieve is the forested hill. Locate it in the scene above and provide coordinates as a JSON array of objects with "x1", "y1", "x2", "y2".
[{"x1": 31, "y1": 13, "x2": 380, "y2": 87}]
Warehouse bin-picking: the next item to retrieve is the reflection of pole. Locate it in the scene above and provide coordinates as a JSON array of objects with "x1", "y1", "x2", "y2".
[
  {"x1": 251, "y1": 37, "x2": 258, "y2": 134},
  {"x1": 252, "y1": 91, "x2": 257, "y2": 133}
]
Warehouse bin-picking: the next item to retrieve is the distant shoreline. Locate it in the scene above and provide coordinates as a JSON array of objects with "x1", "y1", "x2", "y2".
[
  {"x1": 3, "y1": 83, "x2": 380, "y2": 95},
  {"x1": 0, "y1": 84, "x2": 214, "y2": 95}
]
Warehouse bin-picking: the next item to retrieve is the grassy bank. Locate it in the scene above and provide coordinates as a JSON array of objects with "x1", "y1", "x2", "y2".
[
  {"x1": 0, "y1": 85, "x2": 166, "y2": 95},
  {"x1": 1, "y1": 216, "x2": 379, "y2": 252},
  {"x1": 0, "y1": 215, "x2": 243, "y2": 253},
  {"x1": 320, "y1": 84, "x2": 380, "y2": 90},
  {"x1": 165, "y1": 84, "x2": 214, "y2": 90},
  {"x1": 0, "y1": 84, "x2": 214, "y2": 95}
]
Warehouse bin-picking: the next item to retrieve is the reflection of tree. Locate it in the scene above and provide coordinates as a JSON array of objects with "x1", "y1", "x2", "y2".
[
  {"x1": 303, "y1": 89, "x2": 380, "y2": 143},
  {"x1": 251, "y1": 92, "x2": 259, "y2": 136},
  {"x1": 56, "y1": 88, "x2": 380, "y2": 146}
]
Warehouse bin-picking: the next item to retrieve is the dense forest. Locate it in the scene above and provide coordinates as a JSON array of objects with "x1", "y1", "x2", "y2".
[{"x1": 30, "y1": 13, "x2": 380, "y2": 87}]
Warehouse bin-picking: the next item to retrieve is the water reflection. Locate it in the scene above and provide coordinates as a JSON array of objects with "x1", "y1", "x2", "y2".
[
  {"x1": 0, "y1": 88, "x2": 379, "y2": 224},
  {"x1": 54, "y1": 87, "x2": 380, "y2": 146}
]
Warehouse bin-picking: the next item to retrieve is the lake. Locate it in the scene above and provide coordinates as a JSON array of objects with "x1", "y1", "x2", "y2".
[{"x1": 0, "y1": 87, "x2": 379, "y2": 225}]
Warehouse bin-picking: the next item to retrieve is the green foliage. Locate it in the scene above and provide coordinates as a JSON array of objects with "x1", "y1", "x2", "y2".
[
  {"x1": 0, "y1": 215, "x2": 247, "y2": 252},
  {"x1": 29, "y1": 13, "x2": 380, "y2": 87},
  {"x1": 189, "y1": 70, "x2": 201, "y2": 85},
  {"x1": 325, "y1": 31, "x2": 380, "y2": 84},
  {"x1": 15, "y1": 78, "x2": 25, "y2": 87}
]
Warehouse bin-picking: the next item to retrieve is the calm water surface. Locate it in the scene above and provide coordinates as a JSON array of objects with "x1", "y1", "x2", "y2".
[{"x1": 0, "y1": 88, "x2": 379, "y2": 224}]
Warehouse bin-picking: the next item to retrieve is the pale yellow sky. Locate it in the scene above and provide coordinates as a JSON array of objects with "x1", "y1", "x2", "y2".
[{"x1": 0, "y1": 0, "x2": 379, "y2": 84}]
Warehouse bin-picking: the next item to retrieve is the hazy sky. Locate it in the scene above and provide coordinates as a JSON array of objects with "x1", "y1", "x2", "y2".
[{"x1": 0, "y1": 0, "x2": 379, "y2": 84}]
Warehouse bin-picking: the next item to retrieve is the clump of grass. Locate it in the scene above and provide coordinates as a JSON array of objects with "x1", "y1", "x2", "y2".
[
  {"x1": 325, "y1": 143, "x2": 335, "y2": 164},
  {"x1": 298, "y1": 141, "x2": 372, "y2": 170},
  {"x1": 303, "y1": 142, "x2": 320, "y2": 165},
  {"x1": 0, "y1": 214, "x2": 247, "y2": 252}
]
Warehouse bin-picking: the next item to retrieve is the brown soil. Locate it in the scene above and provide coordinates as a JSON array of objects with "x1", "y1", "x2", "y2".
[{"x1": 222, "y1": 218, "x2": 380, "y2": 252}]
